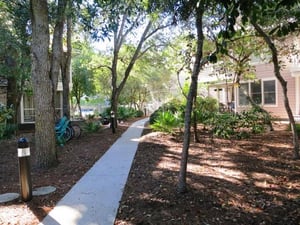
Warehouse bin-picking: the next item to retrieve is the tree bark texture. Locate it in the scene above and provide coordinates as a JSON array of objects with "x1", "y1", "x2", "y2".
[
  {"x1": 177, "y1": 7, "x2": 204, "y2": 193},
  {"x1": 30, "y1": 0, "x2": 57, "y2": 168},
  {"x1": 251, "y1": 21, "x2": 299, "y2": 159},
  {"x1": 51, "y1": 0, "x2": 67, "y2": 107},
  {"x1": 61, "y1": 6, "x2": 72, "y2": 118}
]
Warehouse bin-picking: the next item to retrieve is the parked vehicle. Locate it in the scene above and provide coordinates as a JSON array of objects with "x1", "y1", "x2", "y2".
[{"x1": 81, "y1": 108, "x2": 94, "y2": 118}]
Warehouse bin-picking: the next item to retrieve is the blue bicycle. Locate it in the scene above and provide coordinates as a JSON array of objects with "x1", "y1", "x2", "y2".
[
  {"x1": 55, "y1": 116, "x2": 72, "y2": 145},
  {"x1": 56, "y1": 116, "x2": 82, "y2": 145}
]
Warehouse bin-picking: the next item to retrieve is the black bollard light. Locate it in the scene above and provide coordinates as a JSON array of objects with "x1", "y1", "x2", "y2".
[
  {"x1": 18, "y1": 137, "x2": 32, "y2": 201},
  {"x1": 110, "y1": 110, "x2": 116, "y2": 134}
]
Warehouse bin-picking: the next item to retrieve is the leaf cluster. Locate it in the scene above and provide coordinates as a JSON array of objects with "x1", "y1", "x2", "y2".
[
  {"x1": 150, "y1": 110, "x2": 183, "y2": 134},
  {"x1": 210, "y1": 106, "x2": 273, "y2": 139},
  {"x1": 0, "y1": 104, "x2": 16, "y2": 140}
]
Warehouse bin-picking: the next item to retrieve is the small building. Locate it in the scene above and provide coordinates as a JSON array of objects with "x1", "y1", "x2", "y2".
[{"x1": 200, "y1": 54, "x2": 300, "y2": 120}]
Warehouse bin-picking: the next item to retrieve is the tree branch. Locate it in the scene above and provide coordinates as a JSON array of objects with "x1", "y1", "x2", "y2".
[{"x1": 95, "y1": 65, "x2": 112, "y2": 72}]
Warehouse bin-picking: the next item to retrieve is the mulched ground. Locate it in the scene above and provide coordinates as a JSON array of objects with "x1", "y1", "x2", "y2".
[
  {"x1": 1, "y1": 120, "x2": 300, "y2": 225},
  {"x1": 0, "y1": 120, "x2": 132, "y2": 225},
  {"x1": 114, "y1": 123, "x2": 300, "y2": 225}
]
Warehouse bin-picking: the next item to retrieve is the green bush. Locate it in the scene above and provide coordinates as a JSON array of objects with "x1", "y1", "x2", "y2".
[
  {"x1": 209, "y1": 105, "x2": 273, "y2": 139},
  {"x1": 102, "y1": 107, "x2": 111, "y2": 118},
  {"x1": 0, "y1": 122, "x2": 5, "y2": 139},
  {"x1": 211, "y1": 112, "x2": 239, "y2": 139},
  {"x1": 195, "y1": 96, "x2": 219, "y2": 125},
  {"x1": 118, "y1": 106, "x2": 136, "y2": 120},
  {"x1": 102, "y1": 106, "x2": 141, "y2": 121},
  {"x1": 83, "y1": 120, "x2": 102, "y2": 133},
  {"x1": 150, "y1": 111, "x2": 183, "y2": 134},
  {"x1": 149, "y1": 99, "x2": 185, "y2": 124},
  {"x1": 3, "y1": 123, "x2": 17, "y2": 139},
  {"x1": 239, "y1": 105, "x2": 272, "y2": 134},
  {"x1": 0, "y1": 104, "x2": 16, "y2": 140},
  {"x1": 287, "y1": 123, "x2": 300, "y2": 134},
  {"x1": 135, "y1": 110, "x2": 144, "y2": 117}
]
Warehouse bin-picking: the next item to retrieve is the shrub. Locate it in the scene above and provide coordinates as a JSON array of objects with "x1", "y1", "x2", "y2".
[
  {"x1": 102, "y1": 106, "x2": 141, "y2": 121},
  {"x1": 135, "y1": 110, "x2": 144, "y2": 117},
  {"x1": 83, "y1": 120, "x2": 102, "y2": 133},
  {"x1": 239, "y1": 105, "x2": 273, "y2": 134},
  {"x1": 211, "y1": 112, "x2": 239, "y2": 139},
  {"x1": 102, "y1": 107, "x2": 111, "y2": 118},
  {"x1": 287, "y1": 123, "x2": 300, "y2": 134},
  {"x1": 209, "y1": 105, "x2": 274, "y2": 139},
  {"x1": 149, "y1": 99, "x2": 185, "y2": 124},
  {"x1": 3, "y1": 123, "x2": 17, "y2": 139},
  {"x1": 0, "y1": 104, "x2": 16, "y2": 140},
  {"x1": 150, "y1": 111, "x2": 183, "y2": 134},
  {"x1": 118, "y1": 106, "x2": 136, "y2": 120},
  {"x1": 195, "y1": 96, "x2": 219, "y2": 125}
]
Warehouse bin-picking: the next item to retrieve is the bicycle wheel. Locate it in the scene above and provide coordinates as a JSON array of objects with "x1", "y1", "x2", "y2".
[
  {"x1": 63, "y1": 126, "x2": 73, "y2": 142},
  {"x1": 71, "y1": 124, "x2": 82, "y2": 139}
]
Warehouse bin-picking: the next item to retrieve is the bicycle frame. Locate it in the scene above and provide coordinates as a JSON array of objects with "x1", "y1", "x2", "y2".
[{"x1": 55, "y1": 116, "x2": 70, "y2": 145}]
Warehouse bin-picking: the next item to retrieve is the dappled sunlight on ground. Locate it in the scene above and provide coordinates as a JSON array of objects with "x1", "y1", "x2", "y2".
[{"x1": 115, "y1": 124, "x2": 300, "y2": 225}]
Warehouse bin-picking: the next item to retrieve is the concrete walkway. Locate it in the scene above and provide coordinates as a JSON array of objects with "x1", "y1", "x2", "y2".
[{"x1": 40, "y1": 118, "x2": 148, "y2": 225}]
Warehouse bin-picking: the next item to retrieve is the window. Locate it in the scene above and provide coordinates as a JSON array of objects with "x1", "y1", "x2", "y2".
[
  {"x1": 263, "y1": 80, "x2": 276, "y2": 104},
  {"x1": 238, "y1": 83, "x2": 249, "y2": 106},
  {"x1": 23, "y1": 95, "x2": 35, "y2": 123},
  {"x1": 251, "y1": 81, "x2": 262, "y2": 104},
  {"x1": 55, "y1": 92, "x2": 62, "y2": 118},
  {"x1": 21, "y1": 92, "x2": 62, "y2": 123},
  {"x1": 238, "y1": 79, "x2": 276, "y2": 106}
]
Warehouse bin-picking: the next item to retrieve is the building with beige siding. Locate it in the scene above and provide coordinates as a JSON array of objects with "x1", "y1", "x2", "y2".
[{"x1": 200, "y1": 36, "x2": 300, "y2": 121}]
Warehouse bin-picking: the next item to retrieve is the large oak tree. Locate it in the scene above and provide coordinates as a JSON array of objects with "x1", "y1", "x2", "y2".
[
  {"x1": 30, "y1": 0, "x2": 57, "y2": 168},
  {"x1": 30, "y1": 0, "x2": 72, "y2": 168}
]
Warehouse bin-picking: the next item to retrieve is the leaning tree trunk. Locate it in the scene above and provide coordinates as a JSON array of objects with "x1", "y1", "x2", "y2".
[
  {"x1": 110, "y1": 18, "x2": 152, "y2": 130},
  {"x1": 30, "y1": 0, "x2": 58, "y2": 168},
  {"x1": 252, "y1": 21, "x2": 299, "y2": 159},
  {"x1": 177, "y1": 7, "x2": 204, "y2": 193},
  {"x1": 192, "y1": 98, "x2": 200, "y2": 143}
]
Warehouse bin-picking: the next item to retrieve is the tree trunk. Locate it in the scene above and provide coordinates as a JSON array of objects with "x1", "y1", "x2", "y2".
[
  {"x1": 51, "y1": 0, "x2": 67, "y2": 111},
  {"x1": 110, "y1": 19, "x2": 152, "y2": 127},
  {"x1": 75, "y1": 95, "x2": 82, "y2": 118},
  {"x1": 177, "y1": 7, "x2": 204, "y2": 193},
  {"x1": 30, "y1": 0, "x2": 57, "y2": 168},
  {"x1": 193, "y1": 98, "x2": 200, "y2": 143},
  {"x1": 61, "y1": 52, "x2": 71, "y2": 118},
  {"x1": 61, "y1": 8, "x2": 72, "y2": 118},
  {"x1": 110, "y1": 91, "x2": 118, "y2": 132},
  {"x1": 252, "y1": 21, "x2": 299, "y2": 159}
]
